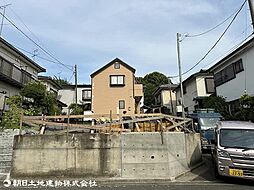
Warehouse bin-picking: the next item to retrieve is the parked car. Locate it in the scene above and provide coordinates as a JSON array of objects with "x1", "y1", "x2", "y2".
[
  {"x1": 188, "y1": 109, "x2": 222, "y2": 151},
  {"x1": 212, "y1": 121, "x2": 254, "y2": 180}
]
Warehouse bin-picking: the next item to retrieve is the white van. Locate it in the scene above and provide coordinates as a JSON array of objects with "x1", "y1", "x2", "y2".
[{"x1": 212, "y1": 121, "x2": 254, "y2": 180}]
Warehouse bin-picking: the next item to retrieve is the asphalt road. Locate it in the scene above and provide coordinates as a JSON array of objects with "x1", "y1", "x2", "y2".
[{"x1": 1, "y1": 154, "x2": 254, "y2": 190}]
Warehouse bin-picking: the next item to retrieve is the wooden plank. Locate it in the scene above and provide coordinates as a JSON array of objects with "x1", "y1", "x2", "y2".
[
  {"x1": 26, "y1": 119, "x2": 133, "y2": 132},
  {"x1": 166, "y1": 120, "x2": 192, "y2": 132},
  {"x1": 23, "y1": 113, "x2": 164, "y2": 120},
  {"x1": 135, "y1": 123, "x2": 140, "y2": 132}
]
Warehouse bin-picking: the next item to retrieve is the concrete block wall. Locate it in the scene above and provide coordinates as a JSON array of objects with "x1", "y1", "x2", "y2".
[{"x1": 0, "y1": 129, "x2": 20, "y2": 180}]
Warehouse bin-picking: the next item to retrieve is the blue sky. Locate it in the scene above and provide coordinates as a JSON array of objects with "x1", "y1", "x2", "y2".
[{"x1": 1, "y1": 0, "x2": 252, "y2": 84}]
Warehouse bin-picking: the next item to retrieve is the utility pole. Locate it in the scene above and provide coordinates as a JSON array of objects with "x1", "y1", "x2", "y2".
[
  {"x1": 74, "y1": 64, "x2": 78, "y2": 109},
  {"x1": 0, "y1": 4, "x2": 11, "y2": 36},
  {"x1": 176, "y1": 33, "x2": 185, "y2": 118},
  {"x1": 248, "y1": 0, "x2": 254, "y2": 33},
  {"x1": 168, "y1": 77, "x2": 174, "y2": 115}
]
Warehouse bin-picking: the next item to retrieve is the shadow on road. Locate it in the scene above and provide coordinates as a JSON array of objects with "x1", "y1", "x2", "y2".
[{"x1": 189, "y1": 154, "x2": 254, "y2": 186}]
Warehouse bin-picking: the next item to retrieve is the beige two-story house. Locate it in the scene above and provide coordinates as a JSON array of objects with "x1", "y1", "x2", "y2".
[{"x1": 91, "y1": 58, "x2": 143, "y2": 115}]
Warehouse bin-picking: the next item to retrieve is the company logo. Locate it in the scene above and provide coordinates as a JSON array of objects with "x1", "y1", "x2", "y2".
[{"x1": 3, "y1": 180, "x2": 11, "y2": 187}]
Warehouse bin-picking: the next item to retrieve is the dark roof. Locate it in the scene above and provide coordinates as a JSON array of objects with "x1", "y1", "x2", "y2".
[
  {"x1": 173, "y1": 69, "x2": 213, "y2": 91},
  {"x1": 38, "y1": 76, "x2": 62, "y2": 90},
  {"x1": 57, "y1": 99, "x2": 67, "y2": 107},
  {"x1": 62, "y1": 84, "x2": 91, "y2": 89},
  {"x1": 152, "y1": 83, "x2": 178, "y2": 96},
  {"x1": 90, "y1": 58, "x2": 136, "y2": 78},
  {"x1": 208, "y1": 36, "x2": 254, "y2": 72},
  {"x1": 0, "y1": 37, "x2": 46, "y2": 72}
]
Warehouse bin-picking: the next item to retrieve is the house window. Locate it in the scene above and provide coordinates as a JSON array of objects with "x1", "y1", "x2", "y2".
[
  {"x1": 223, "y1": 64, "x2": 235, "y2": 82},
  {"x1": 114, "y1": 62, "x2": 120, "y2": 69},
  {"x1": 119, "y1": 100, "x2": 125, "y2": 109},
  {"x1": 110, "y1": 75, "x2": 125, "y2": 86},
  {"x1": 205, "y1": 78, "x2": 215, "y2": 94},
  {"x1": 214, "y1": 72, "x2": 223, "y2": 86},
  {"x1": 214, "y1": 64, "x2": 236, "y2": 87},
  {"x1": 82, "y1": 90, "x2": 91, "y2": 100},
  {"x1": 233, "y1": 59, "x2": 244, "y2": 74}
]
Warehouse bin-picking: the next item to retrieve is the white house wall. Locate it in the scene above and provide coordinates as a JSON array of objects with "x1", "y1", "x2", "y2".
[
  {"x1": 58, "y1": 89, "x2": 75, "y2": 113},
  {"x1": 215, "y1": 47, "x2": 254, "y2": 102},
  {"x1": 176, "y1": 79, "x2": 197, "y2": 113},
  {"x1": 196, "y1": 77, "x2": 211, "y2": 97},
  {"x1": 0, "y1": 81, "x2": 20, "y2": 110},
  {"x1": 184, "y1": 79, "x2": 198, "y2": 112},
  {"x1": 1, "y1": 47, "x2": 38, "y2": 79},
  {"x1": 161, "y1": 90, "x2": 176, "y2": 113},
  {"x1": 58, "y1": 87, "x2": 91, "y2": 113}
]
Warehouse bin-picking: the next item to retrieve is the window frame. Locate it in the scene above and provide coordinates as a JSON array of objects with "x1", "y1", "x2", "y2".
[
  {"x1": 119, "y1": 100, "x2": 125, "y2": 109},
  {"x1": 214, "y1": 64, "x2": 236, "y2": 87},
  {"x1": 110, "y1": 75, "x2": 125, "y2": 86},
  {"x1": 233, "y1": 59, "x2": 244, "y2": 74},
  {"x1": 82, "y1": 90, "x2": 92, "y2": 100},
  {"x1": 205, "y1": 77, "x2": 215, "y2": 94},
  {"x1": 114, "y1": 62, "x2": 120, "y2": 69}
]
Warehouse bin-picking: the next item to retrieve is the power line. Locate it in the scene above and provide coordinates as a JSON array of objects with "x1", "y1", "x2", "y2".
[
  {"x1": 68, "y1": 71, "x2": 75, "y2": 83},
  {"x1": 2, "y1": 0, "x2": 58, "y2": 63},
  {"x1": 0, "y1": 12, "x2": 73, "y2": 71},
  {"x1": 186, "y1": 5, "x2": 241, "y2": 38},
  {"x1": 203, "y1": 33, "x2": 253, "y2": 70},
  {"x1": 171, "y1": 0, "x2": 247, "y2": 79},
  {"x1": 14, "y1": 45, "x2": 73, "y2": 67},
  {"x1": 5, "y1": 5, "x2": 57, "y2": 61}
]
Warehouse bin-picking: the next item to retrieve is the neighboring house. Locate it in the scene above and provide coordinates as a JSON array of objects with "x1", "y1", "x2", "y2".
[
  {"x1": 91, "y1": 58, "x2": 143, "y2": 115},
  {"x1": 174, "y1": 70, "x2": 215, "y2": 115},
  {"x1": 58, "y1": 84, "x2": 92, "y2": 113},
  {"x1": 208, "y1": 36, "x2": 254, "y2": 113},
  {"x1": 152, "y1": 83, "x2": 178, "y2": 115},
  {"x1": 0, "y1": 37, "x2": 46, "y2": 117},
  {"x1": 38, "y1": 76, "x2": 67, "y2": 111}
]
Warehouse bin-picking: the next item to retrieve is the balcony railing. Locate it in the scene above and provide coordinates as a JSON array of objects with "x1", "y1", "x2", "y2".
[{"x1": 0, "y1": 57, "x2": 33, "y2": 87}]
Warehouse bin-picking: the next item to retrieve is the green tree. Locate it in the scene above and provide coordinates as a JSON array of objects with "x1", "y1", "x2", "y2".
[
  {"x1": 203, "y1": 96, "x2": 229, "y2": 117},
  {"x1": 234, "y1": 94, "x2": 254, "y2": 122},
  {"x1": 140, "y1": 72, "x2": 168, "y2": 107},
  {"x1": 1, "y1": 95, "x2": 23, "y2": 129},
  {"x1": 53, "y1": 76, "x2": 70, "y2": 86},
  {"x1": 68, "y1": 103, "x2": 83, "y2": 115},
  {"x1": 20, "y1": 81, "x2": 60, "y2": 115}
]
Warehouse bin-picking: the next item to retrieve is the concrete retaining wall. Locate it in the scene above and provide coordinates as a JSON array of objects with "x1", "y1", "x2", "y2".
[
  {"x1": 0, "y1": 129, "x2": 20, "y2": 180},
  {"x1": 11, "y1": 132, "x2": 201, "y2": 179},
  {"x1": 121, "y1": 132, "x2": 201, "y2": 179},
  {"x1": 11, "y1": 133, "x2": 121, "y2": 177}
]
